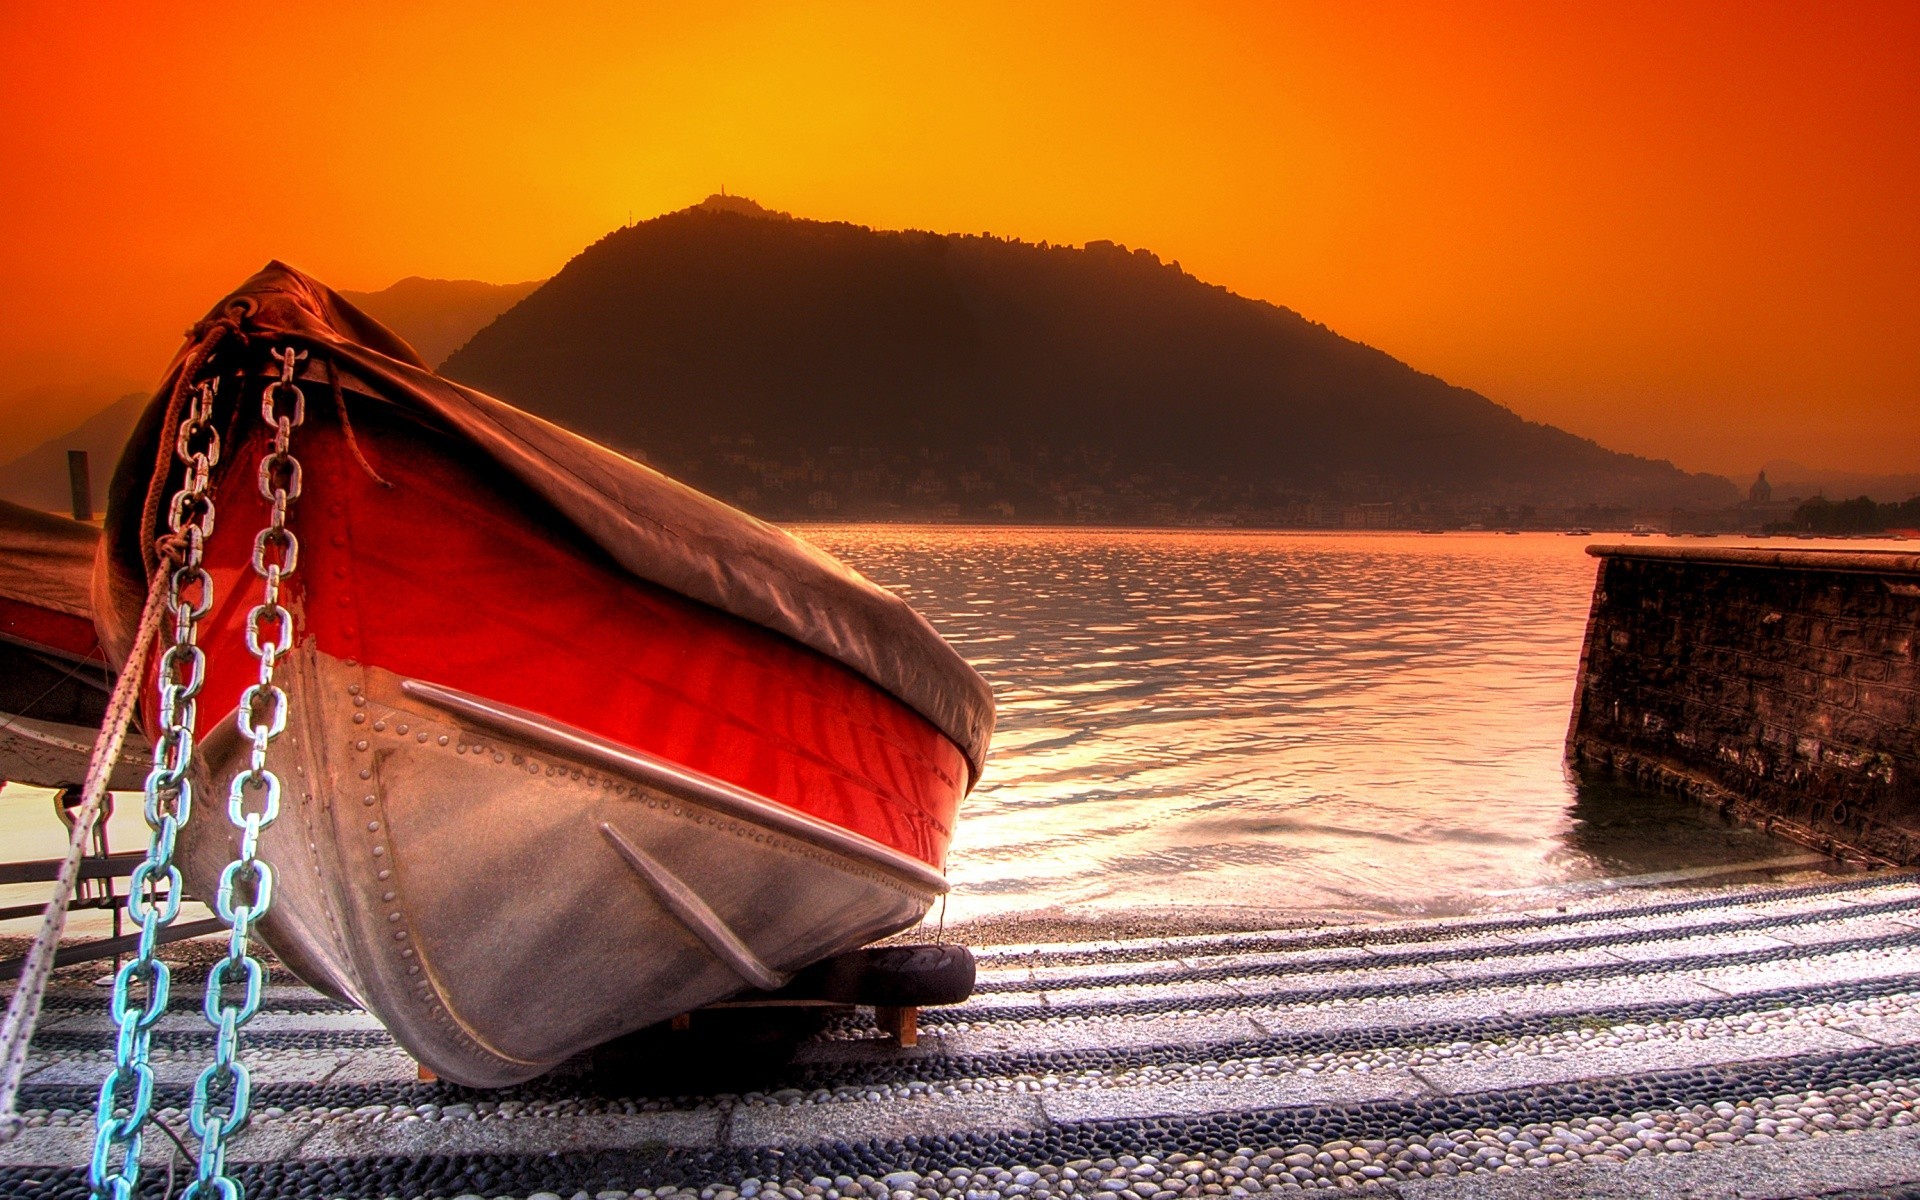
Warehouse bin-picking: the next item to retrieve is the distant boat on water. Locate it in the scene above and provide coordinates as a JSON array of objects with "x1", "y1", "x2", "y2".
[{"x1": 0, "y1": 499, "x2": 146, "y2": 791}]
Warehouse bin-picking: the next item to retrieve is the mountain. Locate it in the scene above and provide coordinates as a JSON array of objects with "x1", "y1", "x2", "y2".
[
  {"x1": 0, "y1": 390, "x2": 146, "y2": 514},
  {"x1": 0, "y1": 378, "x2": 144, "y2": 464},
  {"x1": 0, "y1": 276, "x2": 540, "y2": 515},
  {"x1": 442, "y1": 199, "x2": 1734, "y2": 523},
  {"x1": 338, "y1": 276, "x2": 543, "y2": 368},
  {"x1": 1753, "y1": 460, "x2": 1920, "y2": 505}
]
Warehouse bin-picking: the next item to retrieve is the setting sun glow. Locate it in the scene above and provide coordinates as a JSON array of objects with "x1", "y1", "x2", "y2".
[{"x1": 2, "y1": 1, "x2": 1914, "y2": 474}]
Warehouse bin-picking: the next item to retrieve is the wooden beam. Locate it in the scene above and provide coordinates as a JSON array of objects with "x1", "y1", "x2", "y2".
[
  {"x1": 876, "y1": 1005, "x2": 919, "y2": 1047},
  {"x1": 0, "y1": 916, "x2": 225, "y2": 982}
]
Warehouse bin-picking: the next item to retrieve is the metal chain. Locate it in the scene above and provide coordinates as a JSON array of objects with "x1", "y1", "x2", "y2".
[
  {"x1": 183, "y1": 346, "x2": 306, "y2": 1200},
  {"x1": 90, "y1": 376, "x2": 223, "y2": 1200}
]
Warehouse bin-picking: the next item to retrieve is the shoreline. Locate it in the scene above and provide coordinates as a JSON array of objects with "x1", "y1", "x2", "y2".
[
  {"x1": 912, "y1": 857, "x2": 1867, "y2": 947},
  {"x1": 2, "y1": 859, "x2": 1875, "y2": 974}
]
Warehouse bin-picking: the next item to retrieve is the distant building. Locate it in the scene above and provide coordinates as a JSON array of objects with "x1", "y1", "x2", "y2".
[
  {"x1": 1342, "y1": 502, "x2": 1398, "y2": 529},
  {"x1": 1749, "y1": 470, "x2": 1773, "y2": 503}
]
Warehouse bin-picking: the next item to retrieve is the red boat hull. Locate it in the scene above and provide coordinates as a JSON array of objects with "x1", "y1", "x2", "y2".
[{"x1": 167, "y1": 404, "x2": 968, "y2": 870}]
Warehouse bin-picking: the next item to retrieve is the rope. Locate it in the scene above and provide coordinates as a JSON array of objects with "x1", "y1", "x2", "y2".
[{"x1": 0, "y1": 568, "x2": 168, "y2": 1142}]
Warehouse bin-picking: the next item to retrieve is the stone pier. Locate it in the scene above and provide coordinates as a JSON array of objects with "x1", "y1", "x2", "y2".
[{"x1": 1569, "y1": 545, "x2": 1920, "y2": 864}]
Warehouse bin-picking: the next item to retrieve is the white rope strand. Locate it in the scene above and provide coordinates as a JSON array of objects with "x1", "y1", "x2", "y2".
[{"x1": 0, "y1": 571, "x2": 167, "y2": 1141}]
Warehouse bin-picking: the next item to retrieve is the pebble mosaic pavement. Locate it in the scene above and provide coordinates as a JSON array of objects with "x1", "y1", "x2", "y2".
[{"x1": 7, "y1": 872, "x2": 1920, "y2": 1199}]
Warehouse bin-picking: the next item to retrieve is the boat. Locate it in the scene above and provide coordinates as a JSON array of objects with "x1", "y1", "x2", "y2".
[
  {"x1": 94, "y1": 263, "x2": 995, "y2": 1087},
  {"x1": 0, "y1": 499, "x2": 146, "y2": 792}
]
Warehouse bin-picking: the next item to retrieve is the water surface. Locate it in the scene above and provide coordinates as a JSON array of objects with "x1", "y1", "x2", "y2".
[{"x1": 805, "y1": 529, "x2": 1822, "y2": 927}]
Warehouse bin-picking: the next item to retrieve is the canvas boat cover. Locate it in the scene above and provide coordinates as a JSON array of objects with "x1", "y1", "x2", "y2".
[
  {"x1": 96, "y1": 262, "x2": 994, "y2": 776},
  {"x1": 0, "y1": 498, "x2": 97, "y2": 621}
]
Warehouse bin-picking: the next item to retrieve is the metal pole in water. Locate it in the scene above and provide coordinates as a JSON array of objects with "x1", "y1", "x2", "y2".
[{"x1": 66, "y1": 449, "x2": 91, "y2": 521}]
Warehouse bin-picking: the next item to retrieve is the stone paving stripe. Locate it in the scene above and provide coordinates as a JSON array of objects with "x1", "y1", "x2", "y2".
[
  {"x1": 727, "y1": 1094, "x2": 1049, "y2": 1148},
  {"x1": 1036, "y1": 1068, "x2": 1434, "y2": 1124},
  {"x1": 982, "y1": 896, "x2": 1920, "y2": 994},
  {"x1": 1412, "y1": 1020, "x2": 1877, "y2": 1097},
  {"x1": 1396, "y1": 1122, "x2": 1920, "y2": 1199},
  {"x1": 939, "y1": 928, "x2": 1920, "y2": 1025},
  {"x1": 296, "y1": 1109, "x2": 727, "y2": 1159}
]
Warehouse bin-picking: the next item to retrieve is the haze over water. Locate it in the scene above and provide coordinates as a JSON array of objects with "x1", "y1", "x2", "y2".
[{"x1": 809, "y1": 528, "x2": 1817, "y2": 929}]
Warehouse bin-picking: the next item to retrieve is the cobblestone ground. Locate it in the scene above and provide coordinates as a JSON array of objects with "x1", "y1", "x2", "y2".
[{"x1": 8, "y1": 872, "x2": 1920, "y2": 1199}]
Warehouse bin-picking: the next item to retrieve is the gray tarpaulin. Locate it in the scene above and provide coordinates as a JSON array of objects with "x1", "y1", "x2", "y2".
[{"x1": 0, "y1": 499, "x2": 97, "y2": 621}]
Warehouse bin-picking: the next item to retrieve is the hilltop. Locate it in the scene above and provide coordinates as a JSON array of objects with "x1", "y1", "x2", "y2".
[
  {"x1": 443, "y1": 199, "x2": 1733, "y2": 524},
  {"x1": 338, "y1": 276, "x2": 543, "y2": 368},
  {"x1": 0, "y1": 390, "x2": 145, "y2": 513}
]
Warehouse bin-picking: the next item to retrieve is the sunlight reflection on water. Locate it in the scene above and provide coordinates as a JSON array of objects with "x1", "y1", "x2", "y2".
[{"x1": 804, "y1": 528, "x2": 1811, "y2": 924}]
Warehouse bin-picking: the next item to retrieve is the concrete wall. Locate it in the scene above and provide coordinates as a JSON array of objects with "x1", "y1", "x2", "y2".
[{"x1": 1568, "y1": 545, "x2": 1920, "y2": 864}]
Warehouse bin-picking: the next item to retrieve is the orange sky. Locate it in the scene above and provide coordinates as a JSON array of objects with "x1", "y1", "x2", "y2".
[{"x1": 2, "y1": 1, "x2": 1915, "y2": 477}]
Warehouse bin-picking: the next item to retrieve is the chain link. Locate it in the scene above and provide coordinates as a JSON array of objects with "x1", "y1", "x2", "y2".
[
  {"x1": 90, "y1": 376, "x2": 222, "y2": 1200},
  {"x1": 182, "y1": 345, "x2": 307, "y2": 1199}
]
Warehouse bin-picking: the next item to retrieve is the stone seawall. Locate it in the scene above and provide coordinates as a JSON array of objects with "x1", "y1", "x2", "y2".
[{"x1": 1568, "y1": 545, "x2": 1920, "y2": 863}]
